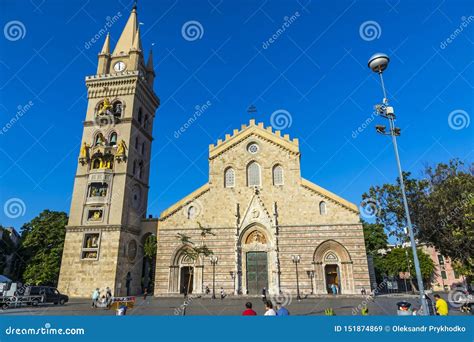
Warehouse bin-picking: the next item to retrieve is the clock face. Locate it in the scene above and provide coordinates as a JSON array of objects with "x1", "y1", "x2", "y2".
[{"x1": 114, "y1": 61, "x2": 126, "y2": 72}]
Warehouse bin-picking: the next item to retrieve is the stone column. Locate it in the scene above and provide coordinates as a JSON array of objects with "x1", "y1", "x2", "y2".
[{"x1": 313, "y1": 262, "x2": 325, "y2": 294}]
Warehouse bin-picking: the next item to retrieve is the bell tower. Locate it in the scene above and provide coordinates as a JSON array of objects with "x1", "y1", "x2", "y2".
[{"x1": 58, "y1": 5, "x2": 159, "y2": 297}]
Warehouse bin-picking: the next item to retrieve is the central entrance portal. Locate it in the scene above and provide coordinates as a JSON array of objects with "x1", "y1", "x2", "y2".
[
  {"x1": 180, "y1": 266, "x2": 193, "y2": 294},
  {"x1": 246, "y1": 251, "x2": 268, "y2": 294}
]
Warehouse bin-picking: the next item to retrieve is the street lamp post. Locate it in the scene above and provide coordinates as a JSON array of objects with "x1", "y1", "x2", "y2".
[
  {"x1": 292, "y1": 255, "x2": 302, "y2": 301},
  {"x1": 368, "y1": 53, "x2": 429, "y2": 315},
  {"x1": 230, "y1": 271, "x2": 236, "y2": 295},
  {"x1": 307, "y1": 270, "x2": 315, "y2": 294},
  {"x1": 210, "y1": 255, "x2": 218, "y2": 299}
]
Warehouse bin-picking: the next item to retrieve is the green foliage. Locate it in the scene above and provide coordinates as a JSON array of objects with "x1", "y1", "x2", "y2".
[
  {"x1": 361, "y1": 307, "x2": 369, "y2": 315},
  {"x1": 143, "y1": 235, "x2": 157, "y2": 259},
  {"x1": 324, "y1": 308, "x2": 335, "y2": 316},
  {"x1": 382, "y1": 247, "x2": 435, "y2": 284},
  {"x1": 362, "y1": 159, "x2": 474, "y2": 278},
  {"x1": 417, "y1": 160, "x2": 474, "y2": 278},
  {"x1": 362, "y1": 221, "x2": 388, "y2": 255},
  {"x1": 19, "y1": 210, "x2": 68, "y2": 286}
]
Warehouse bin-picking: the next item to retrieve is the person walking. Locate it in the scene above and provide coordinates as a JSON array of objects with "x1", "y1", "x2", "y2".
[
  {"x1": 434, "y1": 294, "x2": 449, "y2": 316},
  {"x1": 331, "y1": 284, "x2": 337, "y2": 295},
  {"x1": 276, "y1": 302, "x2": 290, "y2": 316},
  {"x1": 242, "y1": 302, "x2": 257, "y2": 316},
  {"x1": 91, "y1": 288, "x2": 100, "y2": 308},
  {"x1": 143, "y1": 287, "x2": 148, "y2": 300},
  {"x1": 261, "y1": 287, "x2": 267, "y2": 302},
  {"x1": 105, "y1": 287, "x2": 112, "y2": 308},
  {"x1": 220, "y1": 287, "x2": 226, "y2": 300}
]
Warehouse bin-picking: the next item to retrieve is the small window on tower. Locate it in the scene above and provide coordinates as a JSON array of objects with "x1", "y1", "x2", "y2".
[
  {"x1": 138, "y1": 109, "x2": 143, "y2": 124},
  {"x1": 81, "y1": 233, "x2": 100, "y2": 260},
  {"x1": 113, "y1": 101, "x2": 122, "y2": 117},
  {"x1": 109, "y1": 132, "x2": 117, "y2": 146}
]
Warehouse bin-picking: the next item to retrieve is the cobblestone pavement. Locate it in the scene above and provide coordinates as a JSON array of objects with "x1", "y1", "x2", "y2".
[{"x1": 0, "y1": 293, "x2": 468, "y2": 316}]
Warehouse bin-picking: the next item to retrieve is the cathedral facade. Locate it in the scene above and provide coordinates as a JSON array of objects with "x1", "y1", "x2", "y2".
[{"x1": 58, "y1": 7, "x2": 371, "y2": 298}]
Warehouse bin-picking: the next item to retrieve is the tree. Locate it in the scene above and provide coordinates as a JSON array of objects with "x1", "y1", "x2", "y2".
[
  {"x1": 382, "y1": 247, "x2": 435, "y2": 290},
  {"x1": 363, "y1": 221, "x2": 388, "y2": 255},
  {"x1": 176, "y1": 222, "x2": 215, "y2": 297},
  {"x1": 417, "y1": 160, "x2": 474, "y2": 281},
  {"x1": 18, "y1": 210, "x2": 68, "y2": 286},
  {"x1": 362, "y1": 221, "x2": 388, "y2": 283},
  {"x1": 143, "y1": 235, "x2": 157, "y2": 259},
  {"x1": 362, "y1": 159, "x2": 474, "y2": 281}
]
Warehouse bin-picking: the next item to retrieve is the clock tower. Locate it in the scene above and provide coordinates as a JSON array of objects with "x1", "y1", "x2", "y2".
[{"x1": 58, "y1": 5, "x2": 159, "y2": 297}]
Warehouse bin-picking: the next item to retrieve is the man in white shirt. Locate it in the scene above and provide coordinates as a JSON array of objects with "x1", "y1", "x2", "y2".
[{"x1": 264, "y1": 300, "x2": 277, "y2": 316}]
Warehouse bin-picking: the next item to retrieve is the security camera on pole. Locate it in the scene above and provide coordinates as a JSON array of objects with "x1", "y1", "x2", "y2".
[{"x1": 367, "y1": 53, "x2": 430, "y2": 315}]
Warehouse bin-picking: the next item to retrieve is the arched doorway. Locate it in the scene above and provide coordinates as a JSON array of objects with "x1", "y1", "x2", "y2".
[
  {"x1": 313, "y1": 240, "x2": 354, "y2": 294},
  {"x1": 168, "y1": 246, "x2": 203, "y2": 294},
  {"x1": 239, "y1": 225, "x2": 275, "y2": 295}
]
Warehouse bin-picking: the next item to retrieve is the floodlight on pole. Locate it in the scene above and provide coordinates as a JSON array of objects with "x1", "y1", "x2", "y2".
[{"x1": 367, "y1": 52, "x2": 430, "y2": 315}]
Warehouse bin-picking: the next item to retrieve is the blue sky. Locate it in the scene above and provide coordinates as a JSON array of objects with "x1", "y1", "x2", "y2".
[{"x1": 1, "y1": 0, "x2": 473, "y2": 231}]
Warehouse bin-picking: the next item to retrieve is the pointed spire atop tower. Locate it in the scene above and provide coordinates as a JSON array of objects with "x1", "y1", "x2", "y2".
[
  {"x1": 100, "y1": 33, "x2": 111, "y2": 55},
  {"x1": 146, "y1": 48, "x2": 154, "y2": 70},
  {"x1": 113, "y1": 6, "x2": 139, "y2": 55}
]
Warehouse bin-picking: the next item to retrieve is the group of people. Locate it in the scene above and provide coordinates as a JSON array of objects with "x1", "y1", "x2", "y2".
[
  {"x1": 91, "y1": 287, "x2": 113, "y2": 308},
  {"x1": 242, "y1": 301, "x2": 289, "y2": 316}
]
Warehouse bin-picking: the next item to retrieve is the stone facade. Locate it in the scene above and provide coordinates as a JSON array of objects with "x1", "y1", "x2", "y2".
[
  {"x1": 155, "y1": 120, "x2": 371, "y2": 296},
  {"x1": 58, "y1": 7, "x2": 371, "y2": 298}
]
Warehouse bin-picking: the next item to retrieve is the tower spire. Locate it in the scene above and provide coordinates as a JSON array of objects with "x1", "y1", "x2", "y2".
[
  {"x1": 112, "y1": 6, "x2": 139, "y2": 55},
  {"x1": 99, "y1": 33, "x2": 110, "y2": 55}
]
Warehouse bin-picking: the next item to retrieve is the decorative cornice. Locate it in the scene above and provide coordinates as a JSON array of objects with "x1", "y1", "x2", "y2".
[{"x1": 65, "y1": 225, "x2": 141, "y2": 235}]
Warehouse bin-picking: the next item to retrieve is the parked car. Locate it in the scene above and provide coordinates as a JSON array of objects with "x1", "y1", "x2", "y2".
[{"x1": 25, "y1": 286, "x2": 69, "y2": 305}]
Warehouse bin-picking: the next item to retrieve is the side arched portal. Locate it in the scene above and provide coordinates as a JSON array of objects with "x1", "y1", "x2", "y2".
[
  {"x1": 313, "y1": 240, "x2": 355, "y2": 294},
  {"x1": 168, "y1": 246, "x2": 203, "y2": 294}
]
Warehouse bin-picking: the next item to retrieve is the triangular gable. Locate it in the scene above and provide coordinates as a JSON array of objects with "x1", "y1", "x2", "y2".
[
  {"x1": 159, "y1": 183, "x2": 210, "y2": 220},
  {"x1": 209, "y1": 119, "x2": 299, "y2": 160},
  {"x1": 239, "y1": 189, "x2": 273, "y2": 229}
]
